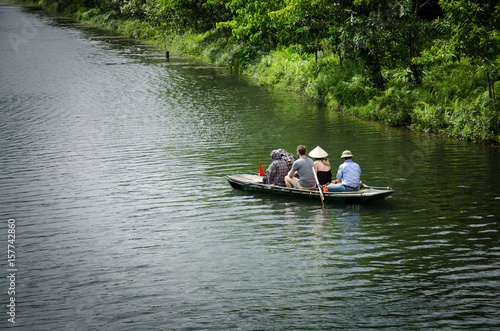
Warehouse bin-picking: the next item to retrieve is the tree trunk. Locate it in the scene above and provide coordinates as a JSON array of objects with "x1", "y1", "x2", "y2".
[
  {"x1": 338, "y1": 47, "x2": 343, "y2": 68},
  {"x1": 487, "y1": 71, "x2": 493, "y2": 99}
]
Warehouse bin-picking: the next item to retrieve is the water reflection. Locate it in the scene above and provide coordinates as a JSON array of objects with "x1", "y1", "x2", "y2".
[{"x1": 1, "y1": 4, "x2": 500, "y2": 330}]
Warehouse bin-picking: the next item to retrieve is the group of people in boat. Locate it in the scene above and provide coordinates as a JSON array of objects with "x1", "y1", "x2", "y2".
[{"x1": 263, "y1": 145, "x2": 361, "y2": 192}]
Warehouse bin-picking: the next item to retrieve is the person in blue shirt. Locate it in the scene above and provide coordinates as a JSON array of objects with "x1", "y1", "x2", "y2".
[{"x1": 327, "y1": 150, "x2": 361, "y2": 192}]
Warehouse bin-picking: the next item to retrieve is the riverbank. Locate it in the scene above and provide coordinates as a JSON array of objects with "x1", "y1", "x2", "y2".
[{"x1": 14, "y1": 0, "x2": 500, "y2": 144}]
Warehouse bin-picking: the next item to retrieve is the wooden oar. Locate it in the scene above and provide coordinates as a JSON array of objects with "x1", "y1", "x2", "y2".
[{"x1": 312, "y1": 167, "x2": 325, "y2": 208}]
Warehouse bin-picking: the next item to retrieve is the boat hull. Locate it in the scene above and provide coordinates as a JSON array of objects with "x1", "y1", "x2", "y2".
[{"x1": 226, "y1": 174, "x2": 393, "y2": 204}]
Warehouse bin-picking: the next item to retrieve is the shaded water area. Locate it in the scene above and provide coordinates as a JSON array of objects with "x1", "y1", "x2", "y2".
[{"x1": 1, "y1": 4, "x2": 500, "y2": 330}]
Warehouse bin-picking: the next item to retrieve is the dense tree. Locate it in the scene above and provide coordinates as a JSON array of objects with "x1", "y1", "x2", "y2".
[
  {"x1": 430, "y1": 0, "x2": 500, "y2": 98},
  {"x1": 153, "y1": 0, "x2": 216, "y2": 31},
  {"x1": 217, "y1": 0, "x2": 285, "y2": 48},
  {"x1": 268, "y1": 0, "x2": 348, "y2": 62},
  {"x1": 32, "y1": 0, "x2": 500, "y2": 141},
  {"x1": 338, "y1": 0, "x2": 436, "y2": 88},
  {"x1": 44, "y1": 0, "x2": 500, "y2": 94},
  {"x1": 217, "y1": 0, "x2": 436, "y2": 87}
]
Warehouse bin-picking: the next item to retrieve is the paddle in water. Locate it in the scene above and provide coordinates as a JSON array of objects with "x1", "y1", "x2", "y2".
[{"x1": 312, "y1": 167, "x2": 325, "y2": 208}]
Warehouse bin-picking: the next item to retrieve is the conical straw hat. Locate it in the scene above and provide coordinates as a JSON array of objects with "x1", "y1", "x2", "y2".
[{"x1": 309, "y1": 146, "x2": 328, "y2": 158}]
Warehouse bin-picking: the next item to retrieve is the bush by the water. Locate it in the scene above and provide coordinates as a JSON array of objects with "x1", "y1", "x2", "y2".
[{"x1": 24, "y1": 0, "x2": 500, "y2": 144}]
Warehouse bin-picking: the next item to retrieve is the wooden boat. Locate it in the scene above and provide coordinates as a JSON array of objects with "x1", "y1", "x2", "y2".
[{"x1": 226, "y1": 174, "x2": 394, "y2": 204}]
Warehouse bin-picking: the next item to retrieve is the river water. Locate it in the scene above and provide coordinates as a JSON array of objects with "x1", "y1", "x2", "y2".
[{"x1": 1, "y1": 4, "x2": 500, "y2": 330}]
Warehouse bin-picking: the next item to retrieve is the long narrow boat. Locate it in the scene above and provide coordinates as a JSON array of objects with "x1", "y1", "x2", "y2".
[{"x1": 226, "y1": 174, "x2": 394, "y2": 204}]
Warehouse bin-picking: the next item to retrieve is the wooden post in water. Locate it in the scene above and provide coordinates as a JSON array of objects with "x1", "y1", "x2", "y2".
[{"x1": 166, "y1": 51, "x2": 170, "y2": 61}]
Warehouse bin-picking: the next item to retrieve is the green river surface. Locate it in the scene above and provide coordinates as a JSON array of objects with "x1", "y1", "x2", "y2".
[{"x1": 1, "y1": 3, "x2": 500, "y2": 330}]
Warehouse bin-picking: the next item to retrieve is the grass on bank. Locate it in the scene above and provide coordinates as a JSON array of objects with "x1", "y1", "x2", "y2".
[
  {"x1": 28, "y1": 2, "x2": 500, "y2": 144},
  {"x1": 247, "y1": 46, "x2": 500, "y2": 143}
]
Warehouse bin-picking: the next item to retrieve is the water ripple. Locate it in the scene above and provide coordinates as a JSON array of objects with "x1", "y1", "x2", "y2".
[{"x1": 1, "y1": 5, "x2": 500, "y2": 330}]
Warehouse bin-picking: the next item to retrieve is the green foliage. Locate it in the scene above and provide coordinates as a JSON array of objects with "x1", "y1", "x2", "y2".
[
  {"x1": 420, "y1": 0, "x2": 500, "y2": 99},
  {"x1": 372, "y1": 87, "x2": 415, "y2": 126},
  {"x1": 411, "y1": 101, "x2": 449, "y2": 134},
  {"x1": 247, "y1": 46, "x2": 312, "y2": 91},
  {"x1": 267, "y1": 0, "x2": 344, "y2": 54},
  {"x1": 422, "y1": 60, "x2": 485, "y2": 103},
  {"x1": 24, "y1": 0, "x2": 500, "y2": 143},
  {"x1": 339, "y1": 0, "x2": 434, "y2": 88},
  {"x1": 446, "y1": 98, "x2": 500, "y2": 142},
  {"x1": 217, "y1": 0, "x2": 285, "y2": 47},
  {"x1": 167, "y1": 29, "x2": 253, "y2": 68},
  {"x1": 323, "y1": 71, "x2": 378, "y2": 109}
]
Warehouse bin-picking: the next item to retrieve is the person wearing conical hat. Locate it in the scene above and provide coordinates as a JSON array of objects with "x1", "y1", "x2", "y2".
[
  {"x1": 309, "y1": 146, "x2": 332, "y2": 185},
  {"x1": 326, "y1": 150, "x2": 361, "y2": 192}
]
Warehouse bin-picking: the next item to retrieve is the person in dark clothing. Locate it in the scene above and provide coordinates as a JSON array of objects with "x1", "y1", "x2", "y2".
[
  {"x1": 265, "y1": 149, "x2": 289, "y2": 186},
  {"x1": 277, "y1": 148, "x2": 296, "y2": 171},
  {"x1": 309, "y1": 146, "x2": 332, "y2": 185}
]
